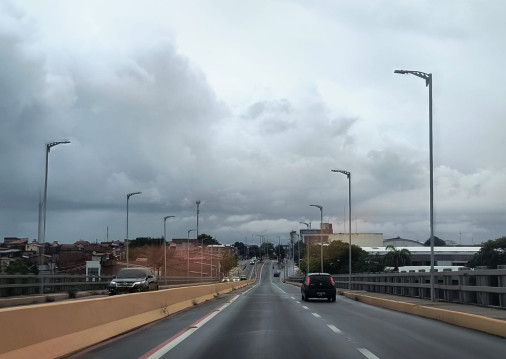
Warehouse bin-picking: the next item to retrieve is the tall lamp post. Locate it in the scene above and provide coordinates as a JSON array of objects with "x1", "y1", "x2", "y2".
[
  {"x1": 163, "y1": 215, "x2": 175, "y2": 284},
  {"x1": 332, "y1": 169, "x2": 352, "y2": 290},
  {"x1": 187, "y1": 229, "x2": 196, "y2": 277},
  {"x1": 41, "y1": 140, "x2": 70, "y2": 294},
  {"x1": 309, "y1": 204, "x2": 323, "y2": 273},
  {"x1": 300, "y1": 221, "x2": 310, "y2": 274},
  {"x1": 196, "y1": 200, "x2": 202, "y2": 277},
  {"x1": 126, "y1": 191, "x2": 141, "y2": 267},
  {"x1": 394, "y1": 69, "x2": 435, "y2": 302}
]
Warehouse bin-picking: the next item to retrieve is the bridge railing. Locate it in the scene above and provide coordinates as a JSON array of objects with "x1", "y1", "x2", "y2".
[
  {"x1": 0, "y1": 275, "x2": 219, "y2": 297},
  {"x1": 332, "y1": 266, "x2": 506, "y2": 309}
]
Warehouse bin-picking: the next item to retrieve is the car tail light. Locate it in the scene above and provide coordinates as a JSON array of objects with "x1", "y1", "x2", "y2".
[
  {"x1": 305, "y1": 276, "x2": 310, "y2": 285},
  {"x1": 330, "y1": 277, "x2": 335, "y2": 286}
]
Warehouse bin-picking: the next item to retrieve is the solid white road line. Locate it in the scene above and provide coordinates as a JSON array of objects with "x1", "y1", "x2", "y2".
[{"x1": 141, "y1": 295, "x2": 239, "y2": 359}]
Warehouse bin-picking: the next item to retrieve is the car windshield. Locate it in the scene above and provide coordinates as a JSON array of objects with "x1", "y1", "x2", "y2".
[{"x1": 116, "y1": 269, "x2": 147, "y2": 278}]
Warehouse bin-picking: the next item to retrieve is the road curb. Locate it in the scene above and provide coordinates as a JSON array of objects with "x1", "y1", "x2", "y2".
[{"x1": 342, "y1": 292, "x2": 506, "y2": 338}]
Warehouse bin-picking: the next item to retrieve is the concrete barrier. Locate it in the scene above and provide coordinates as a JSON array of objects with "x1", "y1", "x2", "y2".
[
  {"x1": 343, "y1": 292, "x2": 506, "y2": 338},
  {"x1": 0, "y1": 280, "x2": 253, "y2": 359}
]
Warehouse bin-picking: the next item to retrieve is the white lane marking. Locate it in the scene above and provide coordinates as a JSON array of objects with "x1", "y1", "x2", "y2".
[
  {"x1": 327, "y1": 324, "x2": 342, "y2": 334},
  {"x1": 312, "y1": 312, "x2": 321, "y2": 318},
  {"x1": 290, "y1": 296, "x2": 295, "y2": 300},
  {"x1": 141, "y1": 295, "x2": 239, "y2": 359},
  {"x1": 357, "y1": 348, "x2": 380, "y2": 359},
  {"x1": 302, "y1": 306, "x2": 309, "y2": 310}
]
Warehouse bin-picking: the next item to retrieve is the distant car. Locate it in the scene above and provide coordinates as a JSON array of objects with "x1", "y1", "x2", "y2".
[
  {"x1": 250, "y1": 260, "x2": 255, "y2": 265},
  {"x1": 108, "y1": 267, "x2": 158, "y2": 295},
  {"x1": 240, "y1": 274, "x2": 247, "y2": 280},
  {"x1": 301, "y1": 273, "x2": 336, "y2": 302},
  {"x1": 273, "y1": 270, "x2": 280, "y2": 277},
  {"x1": 232, "y1": 276, "x2": 240, "y2": 282}
]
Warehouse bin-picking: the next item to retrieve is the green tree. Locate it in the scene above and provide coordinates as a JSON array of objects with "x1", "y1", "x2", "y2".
[
  {"x1": 220, "y1": 252, "x2": 238, "y2": 277},
  {"x1": 424, "y1": 236, "x2": 446, "y2": 246},
  {"x1": 233, "y1": 242, "x2": 246, "y2": 257},
  {"x1": 199, "y1": 234, "x2": 220, "y2": 245},
  {"x1": 6, "y1": 258, "x2": 38, "y2": 274},
  {"x1": 468, "y1": 237, "x2": 506, "y2": 268},
  {"x1": 383, "y1": 245, "x2": 411, "y2": 272}
]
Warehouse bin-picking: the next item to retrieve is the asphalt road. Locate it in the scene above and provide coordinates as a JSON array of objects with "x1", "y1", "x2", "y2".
[{"x1": 68, "y1": 261, "x2": 505, "y2": 359}]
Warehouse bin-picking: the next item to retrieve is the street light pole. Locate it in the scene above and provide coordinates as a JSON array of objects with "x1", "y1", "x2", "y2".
[
  {"x1": 309, "y1": 205, "x2": 323, "y2": 273},
  {"x1": 332, "y1": 169, "x2": 352, "y2": 290},
  {"x1": 41, "y1": 140, "x2": 70, "y2": 294},
  {"x1": 187, "y1": 229, "x2": 196, "y2": 277},
  {"x1": 163, "y1": 215, "x2": 175, "y2": 284},
  {"x1": 394, "y1": 69, "x2": 435, "y2": 302},
  {"x1": 300, "y1": 222, "x2": 310, "y2": 274},
  {"x1": 196, "y1": 200, "x2": 202, "y2": 277},
  {"x1": 126, "y1": 192, "x2": 141, "y2": 267}
]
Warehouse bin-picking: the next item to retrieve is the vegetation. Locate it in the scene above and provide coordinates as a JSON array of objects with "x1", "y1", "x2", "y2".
[
  {"x1": 468, "y1": 236, "x2": 506, "y2": 268},
  {"x1": 220, "y1": 252, "x2": 238, "y2": 277},
  {"x1": 199, "y1": 234, "x2": 220, "y2": 245},
  {"x1": 423, "y1": 236, "x2": 446, "y2": 246},
  {"x1": 383, "y1": 245, "x2": 411, "y2": 272},
  {"x1": 5, "y1": 258, "x2": 38, "y2": 274},
  {"x1": 299, "y1": 240, "x2": 384, "y2": 275}
]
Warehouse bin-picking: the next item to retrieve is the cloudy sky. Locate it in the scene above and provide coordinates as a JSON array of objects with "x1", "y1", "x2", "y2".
[{"x1": 1, "y1": 0, "x2": 506, "y2": 246}]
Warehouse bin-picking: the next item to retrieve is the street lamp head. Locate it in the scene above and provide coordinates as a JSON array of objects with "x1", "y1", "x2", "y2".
[
  {"x1": 196, "y1": 200, "x2": 201, "y2": 206},
  {"x1": 394, "y1": 69, "x2": 431, "y2": 86},
  {"x1": 164, "y1": 215, "x2": 175, "y2": 221},
  {"x1": 309, "y1": 204, "x2": 322, "y2": 210},
  {"x1": 127, "y1": 191, "x2": 142, "y2": 199},
  {"x1": 331, "y1": 169, "x2": 350, "y2": 178},
  {"x1": 47, "y1": 140, "x2": 71, "y2": 152}
]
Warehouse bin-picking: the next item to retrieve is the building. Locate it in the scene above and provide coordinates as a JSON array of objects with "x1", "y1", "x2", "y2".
[
  {"x1": 362, "y1": 246, "x2": 479, "y2": 267},
  {"x1": 383, "y1": 236, "x2": 424, "y2": 247},
  {"x1": 300, "y1": 223, "x2": 384, "y2": 247}
]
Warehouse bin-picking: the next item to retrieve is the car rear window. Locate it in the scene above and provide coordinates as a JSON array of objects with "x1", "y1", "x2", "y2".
[
  {"x1": 309, "y1": 275, "x2": 332, "y2": 285},
  {"x1": 116, "y1": 269, "x2": 147, "y2": 278}
]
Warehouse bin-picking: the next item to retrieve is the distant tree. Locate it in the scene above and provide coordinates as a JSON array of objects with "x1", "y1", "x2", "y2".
[
  {"x1": 248, "y1": 245, "x2": 260, "y2": 258},
  {"x1": 6, "y1": 258, "x2": 38, "y2": 274},
  {"x1": 199, "y1": 234, "x2": 220, "y2": 246},
  {"x1": 130, "y1": 237, "x2": 163, "y2": 247},
  {"x1": 233, "y1": 242, "x2": 246, "y2": 257},
  {"x1": 383, "y1": 245, "x2": 411, "y2": 272},
  {"x1": 274, "y1": 244, "x2": 286, "y2": 260},
  {"x1": 468, "y1": 237, "x2": 506, "y2": 268},
  {"x1": 220, "y1": 253, "x2": 238, "y2": 277},
  {"x1": 424, "y1": 236, "x2": 446, "y2": 246}
]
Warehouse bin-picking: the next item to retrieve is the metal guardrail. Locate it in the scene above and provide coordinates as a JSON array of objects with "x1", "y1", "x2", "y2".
[
  {"x1": 331, "y1": 267, "x2": 506, "y2": 309},
  {"x1": 0, "y1": 275, "x2": 220, "y2": 297}
]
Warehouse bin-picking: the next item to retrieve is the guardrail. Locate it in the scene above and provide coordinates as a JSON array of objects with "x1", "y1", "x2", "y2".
[
  {"x1": 0, "y1": 275, "x2": 220, "y2": 297},
  {"x1": 0, "y1": 280, "x2": 254, "y2": 359},
  {"x1": 332, "y1": 266, "x2": 506, "y2": 309}
]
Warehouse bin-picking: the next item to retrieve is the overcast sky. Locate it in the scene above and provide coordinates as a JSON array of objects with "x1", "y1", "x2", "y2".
[{"x1": 1, "y1": 0, "x2": 506, "y2": 246}]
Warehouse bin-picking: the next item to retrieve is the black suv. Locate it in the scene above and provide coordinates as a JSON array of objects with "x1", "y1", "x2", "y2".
[
  {"x1": 301, "y1": 273, "x2": 336, "y2": 302},
  {"x1": 108, "y1": 267, "x2": 158, "y2": 295}
]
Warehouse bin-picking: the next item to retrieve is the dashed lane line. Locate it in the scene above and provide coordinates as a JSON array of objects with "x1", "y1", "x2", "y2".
[
  {"x1": 357, "y1": 348, "x2": 380, "y2": 359},
  {"x1": 327, "y1": 324, "x2": 342, "y2": 334}
]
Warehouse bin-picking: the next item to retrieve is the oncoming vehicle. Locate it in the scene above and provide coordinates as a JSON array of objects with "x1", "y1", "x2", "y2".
[
  {"x1": 273, "y1": 270, "x2": 280, "y2": 277},
  {"x1": 301, "y1": 273, "x2": 336, "y2": 302},
  {"x1": 108, "y1": 267, "x2": 158, "y2": 295}
]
